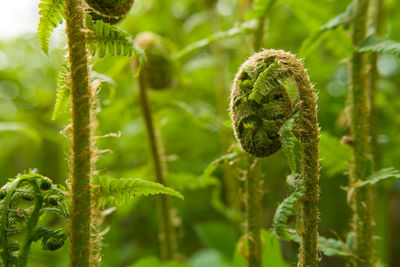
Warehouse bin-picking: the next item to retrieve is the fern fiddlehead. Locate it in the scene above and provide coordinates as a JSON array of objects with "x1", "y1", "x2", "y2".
[
  {"x1": 0, "y1": 171, "x2": 67, "y2": 267},
  {"x1": 84, "y1": 0, "x2": 134, "y2": 24},
  {"x1": 230, "y1": 49, "x2": 320, "y2": 267},
  {"x1": 133, "y1": 32, "x2": 178, "y2": 261}
]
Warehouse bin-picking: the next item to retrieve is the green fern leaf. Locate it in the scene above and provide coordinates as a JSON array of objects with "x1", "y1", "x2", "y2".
[
  {"x1": 52, "y1": 64, "x2": 69, "y2": 120},
  {"x1": 173, "y1": 20, "x2": 256, "y2": 60},
  {"x1": 271, "y1": 188, "x2": 303, "y2": 241},
  {"x1": 299, "y1": 3, "x2": 353, "y2": 57},
  {"x1": 246, "y1": 0, "x2": 275, "y2": 20},
  {"x1": 318, "y1": 236, "x2": 352, "y2": 257},
  {"x1": 92, "y1": 176, "x2": 183, "y2": 207},
  {"x1": 359, "y1": 36, "x2": 400, "y2": 57},
  {"x1": 84, "y1": 14, "x2": 146, "y2": 76},
  {"x1": 280, "y1": 113, "x2": 301, "y2": 174},
  {"x1": 355, "y1": 168, "x2": 400, "y2": 188},
  {"x1": 37, "y1": 0, "x2": 65, "y2": 55}
]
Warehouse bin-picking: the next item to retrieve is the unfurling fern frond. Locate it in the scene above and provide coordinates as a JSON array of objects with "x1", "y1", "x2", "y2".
[
  {"x1": 52, "y1": 64, "x2": 70, "y2": 120},
  {"x1": 359, "y1": 36, "x2": 400, "y2": 57},
  {"x1": 280, "y1": 113, "x2": 301, "y2": 174},
  {"x1": 37, "y1": 0, "x2": 65, "y2": 55},
  {"x1": 92, "y1": 176, "x2": 183, "y2": 207},
  {"x1": 271, "y1": 188, "x2": 303, "y2": 241}
]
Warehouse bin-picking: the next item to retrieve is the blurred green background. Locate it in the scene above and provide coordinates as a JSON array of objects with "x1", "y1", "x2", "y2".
[{"x1": 1, "y1": 0, "x2": 400, "y2": 266}]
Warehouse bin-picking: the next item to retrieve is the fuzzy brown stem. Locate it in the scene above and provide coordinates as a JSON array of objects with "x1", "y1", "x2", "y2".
[
  {"x1": 137, "y1": 75, "x2": 178, "y2": 261},
  {"x1": 64, "y1": 0, "x2": 93, "y2": 266},
  {"x1": 245, "y1": 158, "x2": 262, "y2": 267},
  {"x1": 350, "y1": 0, "x2": 375, "y2": 266}
]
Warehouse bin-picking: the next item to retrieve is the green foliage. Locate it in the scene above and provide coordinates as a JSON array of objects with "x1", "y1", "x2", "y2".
[
  {"x1": 246, "y1": 0, "x2": 275, "y2": 20},
  {"x1": 359, "y1": 36, "x2": 400, "y2": 57},
  {"x1": 271, "y1": 187, "x2": 303, "y2": 241},
  {"x1": 299, "y1": 3, "x2": 353, "y2": 57},
  {"x1": 354, "y1": 168, "x2": 400, "y2": 188},
  {"x1": 233, "y1": 230, "x2": 291, "y2": 267},
  {"x1": 319, "y1": 132, "x2": 352, "y2": 177},
  {"x1": 92, "y1": 176, "x2": 184, "y2": 207},
  {"x1": 173, "y1": 21, "x2": 257, "y2": 60},
  {"x1": 318, "y1": 236, "x2": 351, "y2": 257},
  {"x1": 37, "y1": 0, "x2": 65, "y2": 55},
  {"x1": 130, "y1": 256, "x2": 190, "y2": 267},
  {"x1": 194, "y1": 222, "x2": 239, "y2": 259},
  {"x1": 84, "y1": 14, "x2": 146, "y2": 76},
  {"x1": 0, "y1": 171, "x2": 68, "y2": 266},
  {"x1": 52, "y1": 63, "x2": 69, "y2": 120},
  {"x1": 0, "y1": 122, "x2": 41, "y2": 144},
  {"x1": 280, "y1": 113, "x2": 301, "y2": 174}
]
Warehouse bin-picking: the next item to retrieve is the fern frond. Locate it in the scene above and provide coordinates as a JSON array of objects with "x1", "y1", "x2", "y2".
[
  {"x1": 37, "y1": 0, "x2": 65, "y2": 55},
  {"x1": 359, "y1": 36, "x2": 400, "y2": 57},
  {"x1": 172, "y1": 20, "x2": 256, "y2": 60},
  {"x1": 354, "y1": 168, "x2": 400, "y2": 188},
  {"x1": 92, "y1": 176, "x2": 184, "y2": 207},
  {"x1": 84, "y1": 14, "x2": 146, "y2": 76},
  {"x1": 280, "y1": 113, "x2": 301, "y2": 174},
  {"x1": 271, "y1": 188, "x2": 303, "y2": 241},
  {"x1": 52, "y1": 64, "x2": 70, "y2": 120},
  {"x1": 318, "y1": 236, "x2": 352, "y2": 257},
  {"x1": 299, "y1": 3, "x2": 353, "y2": 57}
]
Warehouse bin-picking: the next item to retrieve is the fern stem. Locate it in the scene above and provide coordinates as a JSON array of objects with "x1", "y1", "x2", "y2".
[
  {"x1": 17, "y1": 180, "x2": 43, "y2": 267},
  {"x1": 253, "y1": 0, "x2": 276, "y2": 51},
  {"x1": 64, "y1": 0, "x2": 93, "y2": 265},
  {"x1": 137, "y1": 74, "x2": 178, "y2": 261},
  {"x1": 245, "y1": 158, "x2": 263, "y2": 267},
  {"x1": 350, "y1": 0, "x2": 375, "y2": 266}
]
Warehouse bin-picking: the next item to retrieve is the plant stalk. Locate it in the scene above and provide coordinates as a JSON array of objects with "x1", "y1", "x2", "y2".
[
  {"x1": 245, "y1": 158, "x2": 262, "y2": 267},
  {"x1": 137, "y1": 75, "x2": 177, "y2": 261},
  {"x1": 350, "y1": 0, "x2": 375, "y2": 266},
  {"x1": 64, "y1": 0, "x2": 93, "y2": 265}
]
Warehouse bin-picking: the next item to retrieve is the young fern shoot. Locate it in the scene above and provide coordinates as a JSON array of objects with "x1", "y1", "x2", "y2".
[
  {"x1": 133, "y1": 32, "x2": 178, "y2": 261},
  {"x1": 230, "y1": 49, "x2": 320, "y2": 267}
]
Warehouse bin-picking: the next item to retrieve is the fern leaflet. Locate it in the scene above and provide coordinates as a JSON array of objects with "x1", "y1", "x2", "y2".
[
  {"x1": 84, "y1": 14, "x2": 146, "y2": 76},
  {"x1": 354, "y1": 168, "x2": 400, "y2": 188},
  {"x1": 37, "y1": 0, "x2": 65, "y2": 55},
  {"x1": 280, "y1": 113, "x2": 301, "y2": 174},
  {"x1": 52, "y1": 64, "x2": 69, "y2": 120},
  {"x1": 92, "y1": 176, "x2": 183, "y2": 207},
  {"x1": 359, "y1": 36, "x2": 400, "y2": 57},
  {"x1": 271, "y1": 187, "x2": 303, "y2": 241}
]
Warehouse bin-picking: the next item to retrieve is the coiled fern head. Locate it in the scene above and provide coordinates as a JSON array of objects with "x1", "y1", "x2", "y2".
[
  {"x1": 230, "y1": 49, "x2": 301, "y2": 157},
  {"x1": 85, "y1": 0, "x2": 134, "y2": 24},
  {"x1": 135, "y1": 32, "x2": 175, "y2": 90}
]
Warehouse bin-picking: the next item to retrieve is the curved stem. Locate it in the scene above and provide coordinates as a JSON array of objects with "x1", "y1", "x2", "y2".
[
  {"x1": 137, "y1": 75, "x2": 177, "y2": 261},
  {"x1": 64, "y1": 0, "x2": 93, "y2": 266},
  {"x1": 17, "y1": 180, "x2": 43, "y2": 267},
  {"x1": 253, "y1": 0, "x2": 276, "y2": 51},
  {"x1": 245, "y1": 158, "x2": 262, "y2": 267},
  {"x1": 350, "y1": 0, "x2": 375, "y2": 266}
]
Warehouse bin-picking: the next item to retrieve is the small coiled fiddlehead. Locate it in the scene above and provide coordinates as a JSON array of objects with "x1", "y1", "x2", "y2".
[
  {"x1": 134, "y1": 32, "x2": 175, "y2": 90},
  {"x1": 230, "y1": 49, "x2": 320, "y2": 267},
  {"x1": 84, "y1": 0, "x2": 134, "y2": 24}
]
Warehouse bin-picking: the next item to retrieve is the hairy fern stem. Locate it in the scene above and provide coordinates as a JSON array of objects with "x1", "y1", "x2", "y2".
[
  {"x1": 244, "y1": 158, "x2": 263, "y2": 267},
  {"x1": 231, "y1": 49, "x2": 320, "y2": 267},
  {"x1": 65, "y1": 0, "x2": 93, "y2": 265},
  {"x1": 136, "y1": 74, "x2": 178, "y2": 261},
  {"x1": 350, "y1": 0, "x2": 375, "y2": 266}
]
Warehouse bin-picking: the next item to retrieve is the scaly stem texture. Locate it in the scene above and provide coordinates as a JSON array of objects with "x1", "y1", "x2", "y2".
[
  {"x1": 65, "y1": 0, "x2": 93, "y2": 266},
  {"x1": 245, "y1": 158, "x2": 262, "y2": 267},
  {"x1": 351, "y1": 0, "x2": 375, "y2": 266},
  {"x1": 137, "y1": 75, "x2": 177, "y2": 261}
]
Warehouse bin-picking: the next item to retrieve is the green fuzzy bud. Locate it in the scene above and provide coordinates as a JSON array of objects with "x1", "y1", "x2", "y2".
[
  {"x1": 84, "y1": 0, "x2": 134, "y2": 24},
  {"x1": 135, "y1": 32, "x2": 175, "y2": 90},
  {"x1": 47, "y1": 195, "x2": 59, "y2": 206},
  {"x1": 40, "y1": 178, "x2": 52, "y2": 191},
  {"x1": 46, "y1": 237, "x2": 65, "y2": 251}
]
